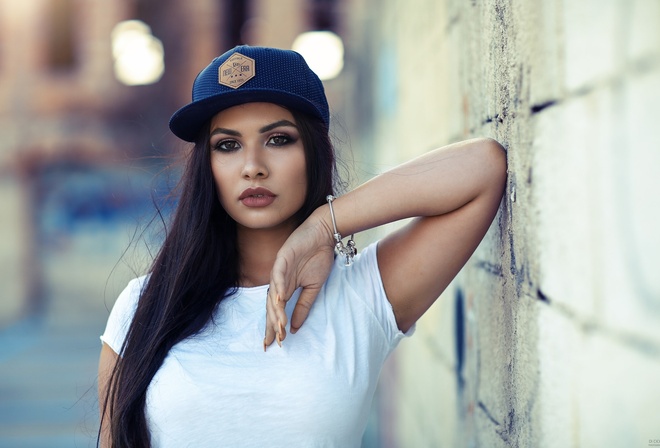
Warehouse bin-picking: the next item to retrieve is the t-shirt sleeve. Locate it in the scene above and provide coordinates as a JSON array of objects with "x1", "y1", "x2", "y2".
[
  {"x1": 100, "y1": 276, "x2": 147, "y2": 355},
  {"x1": 342, "y1": 241, "x2": 414, "y2": 350}
]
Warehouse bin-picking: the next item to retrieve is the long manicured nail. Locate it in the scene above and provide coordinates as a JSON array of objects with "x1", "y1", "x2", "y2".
[
  {"x1": 263, "y1": 339, "x2": 267, "y2": 352},
  {"x1": 276, "y1": 333, "x2": 282, "y2": 348}
]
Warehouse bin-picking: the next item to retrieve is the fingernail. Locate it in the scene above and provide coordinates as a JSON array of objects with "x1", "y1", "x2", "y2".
[
  {"x1": 290, "y1": 326, "x2": 298, "y2": 334},
  {"x1": 276, "y1": 333, "x2": 282, "y2": 348},
  {"x1": 278, "y1": 321, "x2": 284, "y2": 335},
  {"x1": 263, "y1": 339, "x2": 267, "y2": 352}
]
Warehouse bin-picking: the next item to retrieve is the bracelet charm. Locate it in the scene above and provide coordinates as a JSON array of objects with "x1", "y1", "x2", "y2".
[{"x1": 326, "y1": 195, "x2": 357, "y2": 266}]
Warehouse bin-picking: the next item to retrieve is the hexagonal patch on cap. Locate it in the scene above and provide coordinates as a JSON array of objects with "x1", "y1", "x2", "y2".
[{"x1": 218, "y1": 53, "x2": 255, "y2": 89}]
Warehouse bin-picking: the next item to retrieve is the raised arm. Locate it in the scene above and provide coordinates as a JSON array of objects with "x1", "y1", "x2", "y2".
[{"x1": 265, "y1": 137, "x2": 507, "y2": 346}]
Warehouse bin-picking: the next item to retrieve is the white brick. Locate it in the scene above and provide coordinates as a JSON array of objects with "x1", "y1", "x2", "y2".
[
  {"x1": 537, "y1": 301, "x2": 660, "y2": 448},
  {"x1": 598, "y1": 69, "x2": 660, "y2": 343},
  {"x1": 534, "y1": 68, "x2": 660, "y2": 345},
  {"x1": 563, "y1": 0, "x2": 621, "y2": 91},
  {"x1": 576, "y1": 329, "x2": 660, "y2": 447},
  {"x1": 533, "y1": 91, "x2": 613, "y2": 318},
  {"x1": 460, "y1": 270, "x2": 514, "y2": 443},
  {"x1": 537, "y1": 303, "x2": 582, "y2": 448},
  {"x1": 628, "y1": 0, "x2": 660, "y2": 61},
  {"x1": 473, "y1": 410, "x2": 510, "y2": 448},
  {"x1": 518, "y1": 0, "x2": 564, "y2": 106}
]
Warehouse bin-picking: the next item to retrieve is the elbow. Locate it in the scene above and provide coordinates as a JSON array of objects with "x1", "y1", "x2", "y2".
[
  {"x1": 479, "y1": 137, "x2": 507, "y2": 166},
  {"x1": 475, "y1": 137, "x2": 508, "y2": 193},
  {"x1": 466, "y1": 138, "x2": 507, "y2": 202}
]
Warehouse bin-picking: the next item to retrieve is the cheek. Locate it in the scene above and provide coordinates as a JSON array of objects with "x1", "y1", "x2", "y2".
[
  {"x1": 210, "y1": 161, "x2": 229, "y2": 203},
  {"x1": 292, "y1": 157, "x2": 308, "y2": 198}
]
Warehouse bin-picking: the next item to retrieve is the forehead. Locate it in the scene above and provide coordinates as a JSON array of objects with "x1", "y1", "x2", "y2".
[{"x1": 209, "y1": 102, "x2": 296, "y2": 129}]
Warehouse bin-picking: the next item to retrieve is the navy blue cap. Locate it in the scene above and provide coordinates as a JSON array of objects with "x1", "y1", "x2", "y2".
[{"x1": 169, "y1": 45, "x2": 330, "y2": 142}]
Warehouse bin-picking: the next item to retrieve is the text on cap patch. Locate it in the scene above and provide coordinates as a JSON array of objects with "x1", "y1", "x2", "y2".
[{"x1": 218, "y1": 53, "x2": 255, "y2": 89}]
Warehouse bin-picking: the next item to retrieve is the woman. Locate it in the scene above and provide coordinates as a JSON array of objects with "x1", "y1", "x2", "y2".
[{"x1": 98, "y1": 45, "x2": 507, "y2": 447}]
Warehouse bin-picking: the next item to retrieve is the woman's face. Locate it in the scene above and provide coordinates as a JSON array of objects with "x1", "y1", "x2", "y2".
[{"x1": 209, "y1": 102, "x2": 307, "y2": 233}]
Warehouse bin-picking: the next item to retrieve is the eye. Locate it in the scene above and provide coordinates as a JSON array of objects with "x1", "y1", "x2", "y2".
[
  {"x1": 213, "y1": 139, "x2": 241, "y2": 152},
  {"x1": 267, "y1": 134, "x2": 295, "y2": 147}
]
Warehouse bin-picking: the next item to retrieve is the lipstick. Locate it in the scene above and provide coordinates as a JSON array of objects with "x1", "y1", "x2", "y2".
[{"x1": 239, "y1": 187, "x2": 276, "y2": 207}]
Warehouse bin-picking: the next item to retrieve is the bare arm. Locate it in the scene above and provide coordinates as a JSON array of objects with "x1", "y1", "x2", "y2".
[
  {"x1": 265, "y1": 137, "x2": 507, "y2": 345},
  {"x1": 98, "y1": 343, "x2": 119, "y2": 447}
]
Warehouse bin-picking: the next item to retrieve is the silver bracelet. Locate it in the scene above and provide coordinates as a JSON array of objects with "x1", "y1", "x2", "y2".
[{"x1": 326, "y1": 195, "x2": 357, "y2": 266}]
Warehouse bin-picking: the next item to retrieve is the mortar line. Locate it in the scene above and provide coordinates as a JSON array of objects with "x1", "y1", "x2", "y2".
[{"x1": 535, "y1": 291, "x2": 660, "y2": 358}]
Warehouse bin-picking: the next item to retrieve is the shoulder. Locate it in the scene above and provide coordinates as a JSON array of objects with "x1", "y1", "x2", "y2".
[
  {"x1": 100, "y1": 274, "x2": 150, "y2": 354},
  {"x1": 115, "y1": 275, "x2": 149, "y2": 312}
]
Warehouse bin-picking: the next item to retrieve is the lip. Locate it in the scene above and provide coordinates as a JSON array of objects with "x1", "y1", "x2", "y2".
[{"x1": 239, "y1": 187, "x2": 276, "y2": 207}]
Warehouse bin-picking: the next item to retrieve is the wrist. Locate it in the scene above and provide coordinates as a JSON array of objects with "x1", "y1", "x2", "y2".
[
  {"x1": 325, "y1": 195, "x2": 357, "y2": 266},
  {"x1": 310, "y1": 202, "x2": 335, "y2": 247}
]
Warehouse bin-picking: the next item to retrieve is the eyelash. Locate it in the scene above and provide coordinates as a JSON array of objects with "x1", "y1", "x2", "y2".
[
  {"x1": 268, "y1": 134, "x2": 295, "y2": 146},
  {"x1": 211, "y1": 134, "x2": 296, "y2": 152},
  {"x1": 213, "y1": 140, "x2": 240, "y2": 152}
]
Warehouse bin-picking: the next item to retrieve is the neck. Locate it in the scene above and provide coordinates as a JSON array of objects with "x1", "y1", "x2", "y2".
[{"x1": 236, "y1": 223, "x2": 296, "y2": 287}]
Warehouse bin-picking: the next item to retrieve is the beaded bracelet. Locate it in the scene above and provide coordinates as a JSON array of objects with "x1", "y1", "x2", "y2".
[{"x1": 326, "y1": 195, "x2": 357, "y2": 266}]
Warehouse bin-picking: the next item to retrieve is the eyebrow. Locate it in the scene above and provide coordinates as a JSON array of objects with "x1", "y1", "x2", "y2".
[
  {"x1": 259, "y1": 119, "x2": 298, "y2": 133},
  {"x1": 210, "y1": 119, "x2": 298, "y2": 138}
]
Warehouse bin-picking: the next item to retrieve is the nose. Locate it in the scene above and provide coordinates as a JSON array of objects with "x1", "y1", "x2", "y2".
[{"x1": 241, "y1": 147, "x2": 269, "y2": 179}]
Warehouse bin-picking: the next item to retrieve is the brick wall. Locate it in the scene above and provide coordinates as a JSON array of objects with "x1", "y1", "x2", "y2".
[{"x1": 339, "y1": 0, "x2": 660, "y2": 446}]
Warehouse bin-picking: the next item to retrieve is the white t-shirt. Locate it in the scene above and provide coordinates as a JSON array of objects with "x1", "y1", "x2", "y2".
[{"x1": 101, "y1": 241, "x2": 411, "y2": 447}]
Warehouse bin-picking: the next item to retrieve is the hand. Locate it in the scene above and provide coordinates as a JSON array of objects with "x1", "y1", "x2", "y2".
[{"x1": 264, "y1": 210, "x2": 334, "y2": 350}]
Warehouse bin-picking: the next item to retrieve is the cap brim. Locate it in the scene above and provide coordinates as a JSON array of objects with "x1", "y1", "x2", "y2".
[{"x1": 169, "y1": 89, "x2": 325, "y2": 142}]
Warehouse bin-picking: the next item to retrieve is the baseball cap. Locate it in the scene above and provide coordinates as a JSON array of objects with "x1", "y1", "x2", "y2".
[{"x1": 169, "y1": 45, "x2": 330, "y2": 142}]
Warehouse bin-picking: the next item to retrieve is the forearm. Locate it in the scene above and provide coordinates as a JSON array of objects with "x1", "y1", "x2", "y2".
[
  {"x1": 317, "y1": 137, "x2": 507, "y2": 237},
  {"x1": 267, "y1": 138, "x2": 506, "y2": 343}
]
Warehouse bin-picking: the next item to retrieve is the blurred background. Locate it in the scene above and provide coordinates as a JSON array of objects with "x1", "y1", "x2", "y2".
[{"x1": 0, "y1": 0, "x2": 658, "y2": 447}]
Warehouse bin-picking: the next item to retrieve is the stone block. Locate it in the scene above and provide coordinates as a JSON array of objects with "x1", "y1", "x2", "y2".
[
  {"x1": 536, "y1": 302, "x2": 582, "y2": 448},
  {"x1": 533, "y1": 93, "x2": 611, "y2": 319},
  {"x1": 598, "y1": 70, "x2": 660, "y2": 343},
  {"x1": 576, "y1": 326, "x2": 660, "y2": 446},
  {"x1": 458, "y1": 268, "x2": 515, "y2": 445},
  {"x1": 562, "y1": 0, "x2": 620, "y2": 92},
  {"x1": 536, "y1": 299, "x2": 660, "y2": 447},
  {"x1": 628, "y1": 0, "x2": 660, "y2": 62},
  {"x1": 518, "y1": 0, "x2": 564, "y2": 106}
]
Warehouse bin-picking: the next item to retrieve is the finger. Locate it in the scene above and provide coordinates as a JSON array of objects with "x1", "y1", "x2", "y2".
[
  {"x1": 264, "y1": 288, "x2": 289, "y2": 350},
  {"x1": 274, "y1": 293, "x2": 288, "y2": 345},
  {"x1": 264, "y1": 289, "x2": 277, "y2": 350},
  {"x1": 277, "y1": 318, "x2": 286, "y2": 346},
  {"x1": 290, "y1": 286, "x2": 320, "y2": 334},
  {"x1": 270, "y1": 256, "x2": 291, "y2": 302},
  {"x1": 270, "y1": 256, "x2": 293, "y2": 339}
]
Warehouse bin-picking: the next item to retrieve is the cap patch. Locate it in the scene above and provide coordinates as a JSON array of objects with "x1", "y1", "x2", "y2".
[{"x1": 218, "y1": 53, "x2": 255, "y2": 89}]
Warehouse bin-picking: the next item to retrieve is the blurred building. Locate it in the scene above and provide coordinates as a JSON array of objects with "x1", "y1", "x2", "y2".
[{"x1": 0, "y1": 0, "x2": 346, "y2": 325}]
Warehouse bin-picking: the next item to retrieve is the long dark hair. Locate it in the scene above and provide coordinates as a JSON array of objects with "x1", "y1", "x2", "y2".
[{"x1": 101, "y1": 108, "x2": 336, "y2": 447}]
